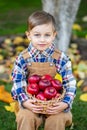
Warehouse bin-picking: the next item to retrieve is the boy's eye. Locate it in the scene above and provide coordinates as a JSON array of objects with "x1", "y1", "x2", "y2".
[
  {"x1": 45, "y1": 34, "x2": 50, "y2": 37},
  {"x1": 34, "y1": 34, "x2": 40, "y2": 37}
]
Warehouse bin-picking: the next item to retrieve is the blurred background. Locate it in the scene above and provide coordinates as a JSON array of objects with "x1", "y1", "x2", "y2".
[{"x1": 0, "y1": 0, "x2": 87, "y2": 130}]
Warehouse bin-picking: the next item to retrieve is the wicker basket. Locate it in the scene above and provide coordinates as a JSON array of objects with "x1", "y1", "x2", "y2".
[{"x1": 26, "y1": 87, "x2": 66, "y2": 114}]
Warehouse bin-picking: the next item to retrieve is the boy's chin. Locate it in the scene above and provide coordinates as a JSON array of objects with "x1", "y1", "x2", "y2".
[{"x1": 36, "y1": 47, "x2": 47, "y2": 51}]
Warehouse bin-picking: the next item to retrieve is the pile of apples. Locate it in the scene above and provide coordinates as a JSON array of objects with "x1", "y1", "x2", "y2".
[{"x1": 27, "y1": 74, "x2": 63, "y2": 101}]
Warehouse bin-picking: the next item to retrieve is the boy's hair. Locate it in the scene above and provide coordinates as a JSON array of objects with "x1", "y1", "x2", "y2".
[{"x1": 27, "y1": 10, "x2": 56, "y2": 31}]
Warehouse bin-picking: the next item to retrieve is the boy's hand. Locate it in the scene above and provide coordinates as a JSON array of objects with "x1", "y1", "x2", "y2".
[
  {"x1": 46, "y1": 102, "x2": 68, "y2": 115},
  {"x1": 22, "y1": 99, "x2": 43, "y2": 113}
]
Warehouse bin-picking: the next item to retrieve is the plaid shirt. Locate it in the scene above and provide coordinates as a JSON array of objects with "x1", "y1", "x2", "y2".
[{"x1": 11, "y1": 43, "x2": 76, "y2": 111}]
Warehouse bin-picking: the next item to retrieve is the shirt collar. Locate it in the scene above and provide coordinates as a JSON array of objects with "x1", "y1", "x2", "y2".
[{"x1": 28, "y1": 42, "x2": 55, "y2": 57}]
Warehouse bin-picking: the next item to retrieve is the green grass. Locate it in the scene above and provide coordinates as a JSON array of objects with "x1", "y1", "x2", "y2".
[
  {"x1": 0, "y1": 102, "x2": 16, "y2": 130},
  {"x1": 75, "y1": 0, "x2": 87, "y2": 35},
  {"x1": 0, "y1": 82, "x2": 16, "y2": 130},
  {"x1": 0, "y1": 0, "x2": 42, "y2": 35},
  {"x1": 76, "y1": 0, "x2": 87, "y2": 22},
  {"x1": 0, "y1": 81, "x2": 87, "y2": 130}
]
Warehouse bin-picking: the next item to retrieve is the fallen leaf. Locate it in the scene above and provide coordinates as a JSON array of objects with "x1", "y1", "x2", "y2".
[
  {"x1": 4, "y1": 102, "x2": 16, "y2": 112},
  {"x1": 80, "y1": 93, "x2": 87, "y2": 102},
  {"x1": 72, "y1": 24, "x2": 82, "y2": 31},
  {"x1": 82, "y1": 16, "x2": 87, "y2": 22},
  {"x1": 77, "y1": 80, "x2": 84, "y2": 87}
]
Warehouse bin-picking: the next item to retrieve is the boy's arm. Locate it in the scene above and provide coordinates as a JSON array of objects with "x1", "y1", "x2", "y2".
[
  {"x1": 11, "y1": 54, "x2": 29, "y2": 104},
  {"x1": 61, "y1": 57, "x2": 76, "y2": 110}
]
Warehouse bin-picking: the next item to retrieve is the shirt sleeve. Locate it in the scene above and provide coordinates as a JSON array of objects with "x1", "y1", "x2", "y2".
[
  {"x1": 11, "y1": 54, "x2": 29, "y2": 104},
  {"x1": 61, "y1": 59, "x2": 76, "y2": 108},
  {"x1": 59, "y1": 53, "x2": 76, "y2": 111}
]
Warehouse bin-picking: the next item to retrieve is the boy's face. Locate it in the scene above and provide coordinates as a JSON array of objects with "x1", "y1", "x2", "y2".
[{"x1": 26, "y1": 23, "x2": 56, "y2": 51}]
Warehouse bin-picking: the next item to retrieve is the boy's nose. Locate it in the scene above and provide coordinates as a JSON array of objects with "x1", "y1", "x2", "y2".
[{"x1": 40, "y1": 36, "x2": 45, "y2": 42}]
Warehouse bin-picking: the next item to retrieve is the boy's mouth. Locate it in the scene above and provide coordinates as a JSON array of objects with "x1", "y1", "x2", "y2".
[{"x1": 38, "y1": 44, "x2": 46, "y2": 47}]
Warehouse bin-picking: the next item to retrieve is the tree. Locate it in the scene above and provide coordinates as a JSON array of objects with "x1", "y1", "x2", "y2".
[{"x1": 42, "y1": 0, "x2": 81, "y2": 53}]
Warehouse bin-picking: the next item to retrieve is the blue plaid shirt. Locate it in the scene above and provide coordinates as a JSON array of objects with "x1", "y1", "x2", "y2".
[{"x1": 11, "y1": 43, "x2": 76, "y2": 110}]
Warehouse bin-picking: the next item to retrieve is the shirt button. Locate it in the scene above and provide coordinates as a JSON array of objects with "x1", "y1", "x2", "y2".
[
  {"x1": 50, "y1": 63, "x2": 53, "y2": 66},
  {"x1": 28, "y1": 62, "x2": 32, "y2": 66}
]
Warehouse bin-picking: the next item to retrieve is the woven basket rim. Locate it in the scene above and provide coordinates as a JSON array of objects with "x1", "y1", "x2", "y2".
[{"x1": 26, "y1": 87, "x2": 66, "y2": 105}]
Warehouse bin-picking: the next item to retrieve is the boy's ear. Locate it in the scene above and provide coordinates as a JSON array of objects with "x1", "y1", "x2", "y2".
[
  {"x1": 53, "y1": 31, "x2": 57, "y2": 40},
  {"x1": 25, "y1": 31, "x2": 29, "y2": 37},
  {"x1": 54, "y1": 31, "x2": 57, "y2": 37},
  {"x1": 25, "y1": 31, "x2": 31, "y2": 41}
]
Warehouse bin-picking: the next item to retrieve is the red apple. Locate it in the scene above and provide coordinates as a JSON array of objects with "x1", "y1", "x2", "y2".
[
  {"x1": 39, "y1": 79, "x2": 51, "y2": 91},
  {"x1": 51, "y1": 79, "x2": 62, "y2": 91},
  {"x1": 27, "y1": 83, "x2": 39, "y2": 95},
  {"x1": 55, "y1": 93, "x2": 61, "y2": 98},
  {"x1": 41, "y1": 74, "x2": 53, "y2": 81},
  {"x1": 44, "y1": 87, "x2": 57, "y2": 100},
  {"x1": 28, "y1": 74, "x2": 41, "y2": 83},
  {"x1": 36, "y1": 92, "x2": 46, "y2": 101}
]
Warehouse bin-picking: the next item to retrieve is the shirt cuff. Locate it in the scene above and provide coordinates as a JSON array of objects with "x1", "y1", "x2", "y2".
[
  {"x1": 18, "y1": 92, "x2": 29, "y2": 104},
  {"x1": 62, "y1": 96, "x2": 72, "y2": 112}
]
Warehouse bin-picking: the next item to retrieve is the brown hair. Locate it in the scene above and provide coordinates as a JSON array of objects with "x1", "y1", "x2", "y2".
[{"x1": 27, "y1": 11, "x2": 56, "y2": 31}]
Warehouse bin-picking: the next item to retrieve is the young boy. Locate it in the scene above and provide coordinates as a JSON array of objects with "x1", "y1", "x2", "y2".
[{"x1": 11, "y1": 11, "x2": 76, "y2": 130}]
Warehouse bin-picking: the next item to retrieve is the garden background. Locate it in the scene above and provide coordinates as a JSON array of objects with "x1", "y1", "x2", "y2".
[{"x1": 0, "y1": 0, "x2": 87, "y2": 130}]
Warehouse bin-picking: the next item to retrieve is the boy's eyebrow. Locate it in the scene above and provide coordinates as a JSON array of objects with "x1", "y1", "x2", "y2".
[
  {"x1": 33, "y1": 31, "x2": 52, "y2": 34},
  {"x1": 33, "y1": 31, "x2": 40, "y2": 33}
]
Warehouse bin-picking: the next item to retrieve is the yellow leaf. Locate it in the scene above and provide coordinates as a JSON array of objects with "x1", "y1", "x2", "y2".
[
  {"x1": 54, "y1": 73, "x2": 62, "y2": 83},
  {"x1": 4, "y1": 102, "x2": 16, "y2": 112},
  {"x1": 0, "y1": 55, "x2": 4, "y2": 60},
  {"x1": 10, "y1": 102, "x2": 16, "y2": 108},
  {"x1": 80, "y1": 93, "x2": 87, "y2": 102},
  {"x1": 70, "y1": 43, "x2": 78, "y2": 49},
  {"x1": 4, "y1": 106, "x2": 11, "y2": 111},
  {"x1": 16, "y1": 46, "x2": 25, "y2": 52},
  {"x1": 24, "y1": 38, "x2": 30, "y2": 44},
  {"x1": 4, "y1": 38, "x2": 12, "y2": 44},
  {"x1": 13, "y1": 36, "x2": 24, "y2": 45},
  {"x1": 72, "y1": 24, "x2": 82, "y2": 31},
  {"x1": 77, "y1": 80, "x2": 84, "y2": 88},
  {"x1": 85, "y1": 34, "x2": 87, "y2": 39}
]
